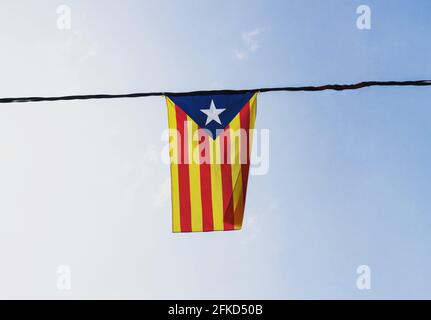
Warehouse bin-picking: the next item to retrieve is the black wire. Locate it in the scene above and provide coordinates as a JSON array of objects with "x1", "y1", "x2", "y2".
[{"x1": 0, "y1": 80, "x2": 430, "y2": 104}]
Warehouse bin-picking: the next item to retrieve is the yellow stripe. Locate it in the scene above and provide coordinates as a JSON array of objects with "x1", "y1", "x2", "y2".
[
  {"x1": 250, "y1": 93, "x2": 257, "y2": 129},
  {"x1": 188, "y1": 116, "x2": 203, "y2": 232},
  {"x1": 166, "y1": 97, "x2": 181, "y2": 233},
  {"x1": 209, "y1": 136, "x2": 224, "y2": 231},
  {"x1": 249, "y1": 93, "x2": 258, "y2": 152},
  {"x1": 229, "y1": 113, "x2": 245, "y2": 230}
]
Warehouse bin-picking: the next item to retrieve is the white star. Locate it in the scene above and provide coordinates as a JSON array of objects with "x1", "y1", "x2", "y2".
[{"x1": 200, "y1": 100, "x2": 226, "y2": 125}]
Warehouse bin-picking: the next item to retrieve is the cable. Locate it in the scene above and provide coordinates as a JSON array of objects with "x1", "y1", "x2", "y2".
[{"x1": 0, "y1": 80, "x2": 430, "y2": 104}]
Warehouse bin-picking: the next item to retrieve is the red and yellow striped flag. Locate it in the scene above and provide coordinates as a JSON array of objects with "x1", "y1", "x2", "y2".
[{"x1": 166, "y1": 92, "x2": 257, "y2": 232}]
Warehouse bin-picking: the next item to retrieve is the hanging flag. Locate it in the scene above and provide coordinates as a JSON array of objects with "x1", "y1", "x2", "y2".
[{"x1": 165, "y1": 92, "x2": 258, "y2": 232}]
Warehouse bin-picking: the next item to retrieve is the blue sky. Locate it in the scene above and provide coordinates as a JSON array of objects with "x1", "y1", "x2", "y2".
[{"x1": 0, "y1": 0, "x2": 430, "y2": 299}]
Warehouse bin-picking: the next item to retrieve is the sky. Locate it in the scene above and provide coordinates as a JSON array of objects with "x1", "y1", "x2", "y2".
[{"x1": 0, "y1": 0, "x2": 430, "y2": 299}]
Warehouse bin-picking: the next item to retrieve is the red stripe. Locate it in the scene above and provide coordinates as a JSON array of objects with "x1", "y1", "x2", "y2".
[
  {"x1": 220, "y1": 126, "x2": 234, "y2": 230},
  {"x1": 175, "y1": 106, "x2": 192, "y2": 232},
  {"x1": 239, "y1": 102, "x2": 251, "y2": 202},
  {"x1": 198, "y1": 130, "x2": 214, "y2": 231}
]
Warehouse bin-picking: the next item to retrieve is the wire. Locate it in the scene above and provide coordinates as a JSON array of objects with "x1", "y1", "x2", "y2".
[{"x1": 0, "y1": 80, "x2": 430, "y2": 104}]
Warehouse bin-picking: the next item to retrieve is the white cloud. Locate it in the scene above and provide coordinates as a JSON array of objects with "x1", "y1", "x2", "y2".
[
  {"x1": 242, "y1": 28, "x2": 262, "y2": 52},
  {"x1": 235, "y1": 50, "x2": 246, "y2": 60},
  {"x1": 152, "y1": 177, "x2": 171, "y2": 208},
  {"x1": 235, "y1": 28, "x2": 263, "y2": 60}
]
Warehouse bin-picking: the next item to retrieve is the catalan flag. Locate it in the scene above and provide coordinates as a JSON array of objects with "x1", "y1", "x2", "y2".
[{"x1": 166, "y1": 92, "x2": 258, "y2": 232}]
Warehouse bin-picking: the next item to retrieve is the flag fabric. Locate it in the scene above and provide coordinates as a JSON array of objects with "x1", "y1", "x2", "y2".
[{"x1": 165, "y1": 92, "x2": 258, "y2": 232}]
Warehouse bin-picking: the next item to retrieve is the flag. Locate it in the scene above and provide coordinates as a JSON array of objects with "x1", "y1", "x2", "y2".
[{"x1": 165, "y1": 92, "x2": 258, "y2": 232}]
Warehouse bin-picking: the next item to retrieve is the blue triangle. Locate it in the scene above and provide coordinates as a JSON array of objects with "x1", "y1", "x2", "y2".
[{"x1": 168, "y1": 92, "x2": 254, "y2": 139}]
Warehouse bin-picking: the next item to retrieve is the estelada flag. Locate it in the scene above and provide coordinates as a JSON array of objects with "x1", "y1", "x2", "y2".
[{"x1": 165, "y1": 92, "x2": 257, "y2": 232}]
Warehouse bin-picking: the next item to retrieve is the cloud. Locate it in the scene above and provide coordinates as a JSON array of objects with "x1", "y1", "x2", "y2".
[
  {"x1": 62, "y1": 31, "x2": 98, "y2": 65},
  {"x1": 235, "y1": 28, "x2": 263, "y2": 60},
  {"x1": 240, "y1": 212, "x2": 259, "y2": 245},
  {"x1": 152, "y1": 178, "x2": 171, "y2": 208},
  {"x1": 242, "y1": 28, "x2": 262, "y2": 52},
  {"x1": 235, "y1": 50, "x2": 246, "y2": 60}
]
